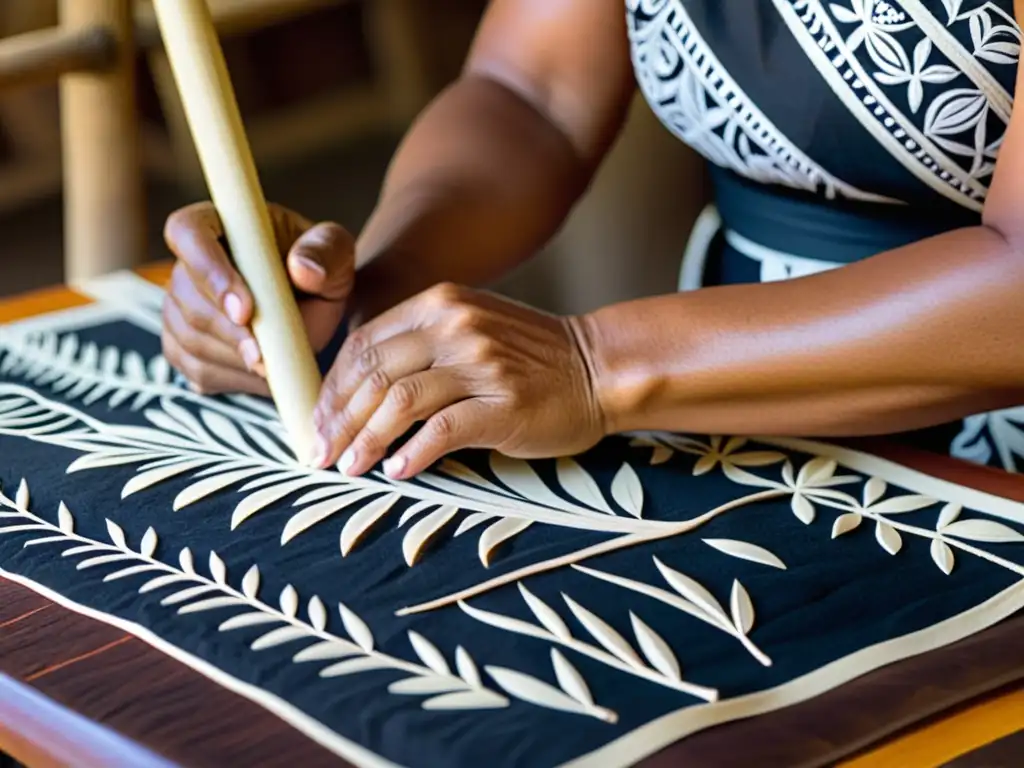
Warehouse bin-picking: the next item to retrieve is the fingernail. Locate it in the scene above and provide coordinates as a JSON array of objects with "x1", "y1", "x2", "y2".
[
  {"x1": 239, "y1": 338, "x2": 261, "y2": 370},
  {"x1": 293, "y1": 254, "x2": 326, "y2": 277},
  {"x1": 224, "y1": 293, "x2": 245, "y2": 325},
  {"x1": 338, "y1": 448, "x2": 357, "y2": 476},
  {"x1": 383, "y1": 455, "x2": 407, "y2": 479}
]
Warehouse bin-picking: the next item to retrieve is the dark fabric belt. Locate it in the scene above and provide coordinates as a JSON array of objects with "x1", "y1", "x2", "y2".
[{"x1": 710, "y1": 167, "x2": 980, "y2": 265}]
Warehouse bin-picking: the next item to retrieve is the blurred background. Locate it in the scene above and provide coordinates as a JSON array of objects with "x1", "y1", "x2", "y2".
[{"x1": 0, "y1": 0, "x2": 707, "y2": 314}]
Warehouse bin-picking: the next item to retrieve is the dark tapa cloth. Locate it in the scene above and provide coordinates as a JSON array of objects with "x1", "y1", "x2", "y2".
[{"x1": 0, "y1": 310, "x2": 1023, "y2": 767}]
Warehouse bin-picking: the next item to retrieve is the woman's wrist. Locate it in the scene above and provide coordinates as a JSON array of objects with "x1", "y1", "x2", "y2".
[{"x1": 567, "y1": 307, "x2": 673, "y2": 437}]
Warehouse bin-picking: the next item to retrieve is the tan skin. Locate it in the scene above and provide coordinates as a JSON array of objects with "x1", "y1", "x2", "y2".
[{"x1": 163, "y1": 0, "x2": 1024, "y2": 480}]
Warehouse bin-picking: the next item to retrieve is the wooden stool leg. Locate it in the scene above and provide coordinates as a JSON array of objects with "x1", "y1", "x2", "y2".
[{"x1": 59, "y1": 0, "x2": 144, "y2": 284}]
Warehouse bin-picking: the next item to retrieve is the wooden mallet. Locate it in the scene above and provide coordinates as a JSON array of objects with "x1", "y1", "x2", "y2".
[{"x1": 152, "y1": 0, "x2": 322, "y2": 463}]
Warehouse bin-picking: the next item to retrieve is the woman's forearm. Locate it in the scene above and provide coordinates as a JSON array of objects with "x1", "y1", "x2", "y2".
[
  {"x1": 350, "y1": 75, "x2": 596, "y2": 320},
  {"x1": 577, "y1": 225, "x2": 1024, "y2": 437}
]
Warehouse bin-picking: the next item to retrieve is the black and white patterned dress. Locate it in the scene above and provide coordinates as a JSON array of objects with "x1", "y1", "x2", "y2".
[{"x1": 627, "y1": 0, "x2": 1024, "y2": 471}]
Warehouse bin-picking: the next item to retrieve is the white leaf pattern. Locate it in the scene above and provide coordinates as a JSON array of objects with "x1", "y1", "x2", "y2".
[
  {"x1": 518, "y1": 584, "x2": 573, "y2": 641},
  {"x1": 629, "y1": 613, "x2": 681, "y2": 680},
  {"x1": 563, "y1": 595, "x2": 643, "y2": 669},
  {"x1": 702, "y1": 538, "x2": 786, "y2": 569},
  {"x1": 942, "y1": 519, "x2": 1024, "y2": 543},
  {"x1": 610, "y1": 464, "x2": 644, "y2": 518},
  {"x1": 875, "y1": 521, "x2": 903, "y2": 555},
  {"x1": 730, "y1": 580, "x2": 755, "y2": 635},
  {"x1": 478, "y1": 518, "x2": 533, "y2": 566},
  {"x1": 339, "y1": 603, "x2": 374, "y2": 652},
  {"x1": 931, "y1": 539, "x2": 956, "y2": 575}
]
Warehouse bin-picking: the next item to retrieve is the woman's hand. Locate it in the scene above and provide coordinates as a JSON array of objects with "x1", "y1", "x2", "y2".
[
  {"x1": 312, "y1": 283, "x2": 606, "y2": 478},
  {"x1": 162, "y1": 202, "x2": 354, "y2": 396}
]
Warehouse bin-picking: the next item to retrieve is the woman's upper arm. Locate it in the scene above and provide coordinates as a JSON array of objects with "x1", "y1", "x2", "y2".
[
  {"x1": 464, "y1": 0, "x2": 636, "y2": 167},
  {"x1": 981, "y1": 1, "x2": 1024, "y2": 242}
]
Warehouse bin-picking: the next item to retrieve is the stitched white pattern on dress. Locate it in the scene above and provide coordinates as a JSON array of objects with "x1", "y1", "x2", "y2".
[
  {"x1": 774, "y1": 0, "x2": 1020, "y2": 211},
  {"x1": 625, "y1": 0, "x2": 894, "y2": 203}
]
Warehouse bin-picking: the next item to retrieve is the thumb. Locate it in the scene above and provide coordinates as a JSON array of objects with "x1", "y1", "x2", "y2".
[{"x1": 286, "y1": 222, "x2": 355, "y2": 301}]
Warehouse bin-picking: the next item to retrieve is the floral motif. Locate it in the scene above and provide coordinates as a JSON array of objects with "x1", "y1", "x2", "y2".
[
  {"x1": 783, "y1": 0, "x2": 1020, "y2": 210},
  {"x1": 626, "y1": 0, "x2": 892, "y2": 202}
]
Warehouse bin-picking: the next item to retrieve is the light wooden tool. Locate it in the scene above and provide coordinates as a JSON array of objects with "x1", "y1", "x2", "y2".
[{"x1": 152, "y1": 0, "x2": 322, "y2": 463}]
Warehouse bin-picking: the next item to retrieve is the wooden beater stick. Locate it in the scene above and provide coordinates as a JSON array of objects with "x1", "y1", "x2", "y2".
[{"x1": 151, "y1": 0, "x2": 321, "y2": 463}]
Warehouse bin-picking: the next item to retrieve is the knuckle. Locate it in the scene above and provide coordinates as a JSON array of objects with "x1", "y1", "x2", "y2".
[
  {"x1": 430, "y1": 410, "x2": 459, "y2": 440},
  {"x1": 366, "y1": 366, "x2": 392, "y2": 396},
  {"x1": 344, "y1": 329, "x2": 370, "y2": 360},
  {"x1": 428, "y1": 281, "x2": 464, "y2": 309},
  {"x1": 354, "y1": 345, "x2": 383, "y2": 378},
  {"x1": 387, "y1": 379, "x2": 419, "y2": 414}
]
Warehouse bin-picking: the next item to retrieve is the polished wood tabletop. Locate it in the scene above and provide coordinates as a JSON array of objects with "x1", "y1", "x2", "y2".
[{"x1": 0, "y1": 264, "x2": 1019, "y2": 768}]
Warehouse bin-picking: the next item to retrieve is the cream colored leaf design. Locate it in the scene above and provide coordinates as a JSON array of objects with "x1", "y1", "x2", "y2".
[
  {"x1": 489, "y1": 453, "x2": 567, "y2": 508},
  {"x1": 140, "y1": 574, "x2": 192, "y2": 595},
  {"x1": 438, "y1": 459, "x2": 495, "y2": 489},
  {"x1": 231, "y1": 477, "x2": 317, "y2": 530},
  {"x1": 279, "y1": 585, "x2": 299, "y2": 618},
  {"x1": 292, "y1": 641, "x2": 360, "y2": 663},
  {"x1": 421, "y1": 690, "x2": 509, "y2": 710},
  {"x1": 797, "y1": 457, "x2": 837, "y2": 486},
  {"x1": 241, "y1": 564, "x2": 260, "y2": 599},
  {"x1": 692, "y1": 454, "x2": 717, "y2": 476},
  {"x1": 161, "y1": 584, "x2": 220, "y2": 606},
  {"x1": 654, "y1": 557, "x2": 727, "y2": 622},
  {"x1": 937, "y1": 503, "x2": 962, "y2": 530},
  {"x1": 339, "y1": 602, "x2": 374, "y2": 652},
  {"x1": 242, "y1": 423, "x2": 293, "y2": 463},
  {"x1": 15, "y1": 479, "x2": 28, "y2": 509},
  {"x1": 478, "y1": 518, "x2": 533, "y2": 566},
  {"x1": 178, "y1": 596, "x2": 244, "y2": 614},
  {"x1": 173, "y1": 468, "x2": 267, "y2": 511},
  {"x1": 408, "y1": 631, "x2": 451, "y2": 675},
  {"x1": 792, "y1": 494, "x2": 816, "y2": 525},
  {"x1": 650, "y1": 446, "x2": 673, "y2": 465},
  {"x1": 121, "y1": 458, "x2": 212, "y2": 499},
  {"x1": 455, "y1": 646, "x2": 482, "y2": 688},
  {"x1": 251, "y1": 626, "x2": 310, "y2": 651},
  {"x1": 220, "y1": 613, "x2": 278, "y2": 632},
  {"x1": 942, "y1": 519, "x2": 1024, "y2": 543},
  {"x1": 551, "y1": 648, "x2": 594, "y2": 705},
  {"x1": 485, "y1": 665, "x2": 615, "y2": 723},
  {"x1": 863, "y1": 477, "x2": 886, "y2": 507},
  {"x1": 308, "y1": 596, "x2": 328, "y2": 632},
  {"x1": 402, "y1": 505, "x2": 459, "y2": 566},
  {"x1": 139, "y1": 527, "x2": 158, "y2": 558},
  {"x1": 610, "y1": 464, "x2": 643, "y2": 518},
  {"x1": 103, "y1": 564, "x2": 160, "y2": 582},
  {"x1": 875, "y1": 521, "x2": 903, "y2": 555},
  {"x1": 730, "y1": 580, "x2": 755, "y2": 635},
  {"x1": 702, "y1": 538, "x2": 786, "y2": 569},
  {"x1": 293, "y1": 486, "x2": 349, "y2": 506},
  {"x1": 454, "y1": 512, "x2": 493, "y2": 537},
  {"x1": 518, "y1": 583, "x2": 572, "y2": 641},
  {"x1": 832, "y1": 513, "x2": 862, "y2": 538},
  {"x1": 57, "y1": 502, "x2": 74, "y2": 534},
  {"x1": 208, "y1": 550, "x2": 227, "y2": 584},
  {"x1": 399, "y1": 500, "x2": 435, "y2": 528},
  {"x1": 105, "y1": 519, "x2": 127, "y2": 549},
  {"x1": 629, "y1": 613, "x2": 680, "y2": 680},
  {"x1": 388, "y1": 678, "x2": 464, "y2": 695},
  {"x1": 66, "y1": 452, "x2": 150, "y2": 473},
  {"x1": 339, "y1": 492, "x2": 401, "y2": 554},
  {"x1": 319, "y1": 658, "x2": 393, "y2": 677},
  {"x1": 77, "y1": 553, "x2": 135, "y2": 570},
  {"x1": 179, "y1": 547, "x2": 195, "y2": 574},
  {"x1": 930, "y1": 539, "x2": 955, "y2": 575},
  {"x1": 556, "y1": 458, "x2": 614, "y2": 513},
  {"x1": 562, "y1": 594, "x2": 643, "y2": 669},
  {"x1": 872, "y1": 494, "x2": 936, "y2": 514},
  {"x1": 200, "y1": 410, "x2": 256, "y2": 456},
  {"x1": 287, "y1": 490, "x2": 379, "y2": 546}
]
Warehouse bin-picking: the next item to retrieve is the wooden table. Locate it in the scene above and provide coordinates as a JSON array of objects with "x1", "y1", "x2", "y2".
[{"x1": 0, "y1": 264, "x2": 1020, "y2": 768}]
